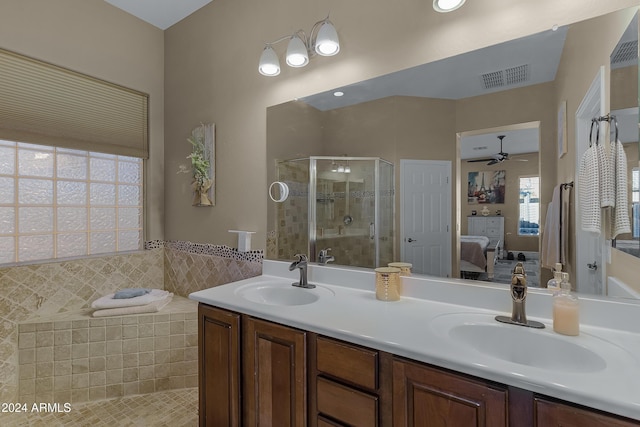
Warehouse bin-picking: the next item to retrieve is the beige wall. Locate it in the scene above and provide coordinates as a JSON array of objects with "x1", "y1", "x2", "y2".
[
  {"x1": 164, "y1": 0, "x2": 638, "y2": 253},
  {"x1": 0, "y1": 0, "x2": 165, "y2": 240}
]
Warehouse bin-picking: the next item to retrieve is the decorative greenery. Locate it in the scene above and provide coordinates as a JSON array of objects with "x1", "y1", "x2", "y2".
[{"x1": 186, "y1": 127, "x2": 211, "y2": 190}]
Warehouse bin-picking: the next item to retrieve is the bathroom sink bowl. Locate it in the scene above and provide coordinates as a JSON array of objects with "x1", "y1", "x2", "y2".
[
  {"x1": 430, "y1": 313, "x2": 631, "y2": 373},
  {"x1": 235, "y1": 280, "x2": 334, "y2": 306}
]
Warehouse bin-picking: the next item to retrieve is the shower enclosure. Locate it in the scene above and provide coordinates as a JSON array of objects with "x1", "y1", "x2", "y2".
[{"x1": 274, "y1": 156, "x2": 394, "y2": 268}]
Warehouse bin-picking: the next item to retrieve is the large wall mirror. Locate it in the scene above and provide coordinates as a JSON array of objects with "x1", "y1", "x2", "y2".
[{"x1": 266, "y1": 6, "x2": 639, "y2": 298}]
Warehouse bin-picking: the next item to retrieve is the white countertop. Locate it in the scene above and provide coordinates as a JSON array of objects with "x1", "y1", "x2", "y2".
[{"x1": 190, "y1": 260, "x2": 640, "y2": 421}]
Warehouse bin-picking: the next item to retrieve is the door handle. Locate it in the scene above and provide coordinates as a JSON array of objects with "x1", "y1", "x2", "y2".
[
  {"x1": 587, "y1": 261, "x2": 598, "y2": 271},
  {"x1": 406, "y1": 238, "x2": 417, "y2": 243}
]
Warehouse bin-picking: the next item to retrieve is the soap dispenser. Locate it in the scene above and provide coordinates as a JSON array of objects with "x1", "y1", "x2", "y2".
[
  {"x1": 546, "y1": 263, "x2": 563, "y2": 290},
  {"x1": 552, "y1": 272, "x2": 579, "y2": 336}
]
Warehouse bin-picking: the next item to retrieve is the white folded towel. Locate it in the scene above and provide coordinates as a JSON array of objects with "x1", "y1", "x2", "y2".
[
  {"x1": 91, "y1": 288, "x2": 170, "y2": 309},
  {"x1": 92, "y1": 294, "x2": 173, "y2": 317},
  {"x1": 579, "y1": 144, "x2": 601, "y2": 234}
]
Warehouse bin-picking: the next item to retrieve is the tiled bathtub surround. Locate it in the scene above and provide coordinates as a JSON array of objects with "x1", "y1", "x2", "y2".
[
  {"x1": 17, "y1": 296, "x2": 197, "y2": 405},
  {"x1": 0, "y1": 249, "x2": 164, "y2": 403},
  {"x1": 1, "y1": 241, "x2": 263, "y2": 403}
]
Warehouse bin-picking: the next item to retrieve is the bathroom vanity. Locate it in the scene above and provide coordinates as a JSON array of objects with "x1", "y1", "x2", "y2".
[{"x1": 190, "y1": 261, "x2": 640, "y2": 426}]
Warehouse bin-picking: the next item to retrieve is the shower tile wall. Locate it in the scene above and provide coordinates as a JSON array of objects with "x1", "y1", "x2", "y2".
[{"x1": 275, "y1": 161, "x2": 309, "y2": 259}]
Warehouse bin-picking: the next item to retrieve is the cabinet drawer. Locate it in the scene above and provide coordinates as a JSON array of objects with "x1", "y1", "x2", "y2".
[
  {"x1": 317, "y1": 336, "x2": 378, "y2": 390},
  {"x1": 317, "y1": 377, "x2": 378, "y2": 427},
  {"x1": 486, "y1": 218, "x2": 502, "y2": 228}
]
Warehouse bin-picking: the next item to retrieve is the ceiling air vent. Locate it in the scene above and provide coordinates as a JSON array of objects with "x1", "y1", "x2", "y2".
[
  {"x1": 481, "y1": 64, "x2": 530, "y2": 90},
  {"x1": 611, "y1": 40, "x2": 638, "y2": 65},
  {"x1": 481, "y1": 70, "x2": 504, "y2": 89},
  {"x1": 505, "y1": 64, "x2": 529, "y2": 85}
]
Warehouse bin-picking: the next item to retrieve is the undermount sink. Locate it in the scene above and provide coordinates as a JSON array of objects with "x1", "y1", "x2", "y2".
[
  {"x1": 235, "y1": 280, "x2": 334, "y2": 306},
  {"x1": 430, "y1": 313, "x2": 632, "y2": 374}
]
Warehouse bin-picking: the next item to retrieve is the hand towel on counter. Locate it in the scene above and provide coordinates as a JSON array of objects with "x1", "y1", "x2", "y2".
[
  {"x1": 611, "y1": 139, "x2": 631, "y2": 238},
  {"x1": 92, "y1": 293, "x2": 173, "y2": 317},
  {"x1": 91, "y1": 289, "x2": 170, "y2": 309}
]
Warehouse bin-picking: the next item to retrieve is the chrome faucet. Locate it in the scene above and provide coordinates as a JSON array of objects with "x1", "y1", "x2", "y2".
[
  {"x1": 495, "y1": 262, "x2": 544, "y2": 329},
  {"x1": 289, "y1": 254, "x2": 315, "y2": 288},
  {"x1": 318, "y1": 248, "x2": 335, "y2": 265}
]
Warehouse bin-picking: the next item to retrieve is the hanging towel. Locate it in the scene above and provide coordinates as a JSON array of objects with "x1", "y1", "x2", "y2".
[
  {"x1": 611, "y1": 139, "x2": 631, "y2": 238},
  {"x1": 579, "y1": 144, "x2": 601, "y2": 234},
  {"x1": 541, "y1": 185, "x2": 561, "y2": 270},
  {"x1": 597, "y1": 142, "x2": 614, "y2": 208},
  {"x1": 560, "y1": 184, "x2": 571, "y2": 264},
  {"x1": 92, "y1": 294, "x2": 173, "y2": 317},
  {"x1": 91, "y1": 288, "x2": 170, "y2": 309}
]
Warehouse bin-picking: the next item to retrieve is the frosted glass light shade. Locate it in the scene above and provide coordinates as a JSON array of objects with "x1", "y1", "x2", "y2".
[
  {"x1": 433, "y1": 0, "x2": 466, "y2": 12},
  {"x1": 315, "y1": 21, "x2": 340, "y2": 56},
  {"x1": 258, "y1": 46, "x2": 280, "y2": 76},
  {"x1": 286, "y1": 36, "x2": 309, "y2": 67}
]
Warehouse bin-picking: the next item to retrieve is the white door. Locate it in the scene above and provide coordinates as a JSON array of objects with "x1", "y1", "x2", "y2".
[
  {"x1": 400, "y1": 160, "x2": 452, "y2": 277},
  {"x1": 575, "y1": 67, "x2": 606, "y2": 295}
]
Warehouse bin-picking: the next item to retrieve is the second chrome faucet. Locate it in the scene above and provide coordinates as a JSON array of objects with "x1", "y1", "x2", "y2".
[{"x1": 495, "y1": 262, "x2": 545, "y2": 329}]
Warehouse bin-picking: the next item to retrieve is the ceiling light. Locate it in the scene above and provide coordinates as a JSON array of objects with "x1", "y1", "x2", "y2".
[
  {"x1": 344, "y1": 165, "x2": 351, "y2": 173},
  {"x1": 331, "y1": 162, "x2": 338, "y2": 172},
  {"x1": 286, "y1": 35, "x2": 309, "y2": 67},
  {"x1": 433, "y1": 0, "x2": 466, "y2": 13},
  {"x1": 337, "y1": 164, "x2": 345, "y2": 173},
  {"x1": 333, "y1": 91, "x2": 344, "y2": 97},
  {"x1": 258, "y1": 46, "x2": 280, "y2": 76},
  {"x1": 258, "y1": 15, "x2": 340, "y2": 77},
  {"x1": 315, "y1": 20, "x2": 340, "y2": 56}
]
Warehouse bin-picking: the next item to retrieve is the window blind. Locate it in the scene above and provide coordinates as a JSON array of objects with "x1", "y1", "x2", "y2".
[{"x1": 0, "y1": 48, "x2": 149, "y2": 158}]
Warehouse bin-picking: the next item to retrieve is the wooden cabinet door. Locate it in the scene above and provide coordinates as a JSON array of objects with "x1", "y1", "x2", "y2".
[
  {"x1": 244, "y1": 316, "x2": 307, "y2": 427},
  {"x1": 392, "y1": 358, "x2": 507, "y2": 427},
  {"x1": 198, "y1": 304, "x2": 241, "y2": 427},
  {"x1": 534, "y1": 398, "x2": 640, "y2": 427}
]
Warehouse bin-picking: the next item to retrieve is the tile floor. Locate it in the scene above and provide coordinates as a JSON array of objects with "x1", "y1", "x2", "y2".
[{"x1": 0, "y1": 388, "x2": 198, "y2": 427}]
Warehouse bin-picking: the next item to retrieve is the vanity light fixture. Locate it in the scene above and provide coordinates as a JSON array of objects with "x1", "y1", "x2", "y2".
[
  {"x1": 258, "y1": 16, "x2": 340, "y2": 76},
  {"x1": 433, "y1": 0, "x2": 466, "y2": 13}
]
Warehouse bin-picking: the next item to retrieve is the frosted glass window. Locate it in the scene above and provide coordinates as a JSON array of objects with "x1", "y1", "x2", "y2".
[
  {"x1": 0, "y1": 208, "x2": 15, "y2": 233},
  {"x1": 19, "y1": 207, "x2": 53, "y2": 233},
  {"x1": 0, "y1": 146, "x2": 15, "y2": 174},
  {"x1": 57, "y1": 181, "x2": 87, "y2": 205},
  {"x1": 118, "y1": 185, "x2": 141, "y2": 206},
  {"x1": 18, "y1": 149, "x2": 54, "y2": 177},
  {"x1": 58, "y1": 207, "x2": 87, "y2": 232},
  {"x1": 118, "y1": 208, "x2": 141, "y2": 229},
  {"x1": 18, "y1": 179, "x2": 53, "y2": 204},
  {"x1": 118, "y1": 231, "x2": 141, "y2": 251},
  {"x1": 57, "y1": 154, "x2": 88, "y2": 180},
  {"x1": 118, "y1": 161, "x2": 141, "y2": 183},
  {"x1": 0, "y1": 177, "x2": 15, "y2": 203},
  {"x1": 90, "y1": 183, "x2": 116, "y2": 205},
  {"x1": 57, "y1": 233, "x2": 88, "y2": 258},
  {"x1": 0, "y1": 141, "x2": 143, "y2": 264},
  {"x1": 90, "y1": 207, "x2": 116, "y2": 230},
  {"x1": 90, "y1": 231, "x2": 116, "y2": 254},
  {"x1": 19, "y1": 235, "x2": 54, "y2": 261},
  {"x1": 90, "y1": 157, "x2": 116, "y2": 181},
  {"x1": 0, "y1": 237, "x2": 14, "y2": 263}
]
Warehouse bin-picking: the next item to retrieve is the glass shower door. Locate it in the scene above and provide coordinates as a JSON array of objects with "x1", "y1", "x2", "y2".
[{"x1": 311, "y1": 158, "x2": 377, "y2": 268}]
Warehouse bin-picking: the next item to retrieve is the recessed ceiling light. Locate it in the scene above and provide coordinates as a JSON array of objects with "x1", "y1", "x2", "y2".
[
  {"x1": 433, "y1": 0, "x2": 466, "y2": 13},
  {"x1": 333, "y1": 91, "x2": 344, "y2": 97}
]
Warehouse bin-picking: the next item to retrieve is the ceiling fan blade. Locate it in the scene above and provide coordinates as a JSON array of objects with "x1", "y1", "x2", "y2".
[
  {"x1": 487, "y1": 159, "x2": 499, "y2": 165},
  {"x1": 467, "y1": 158, "x2": 495, "y2": 163}
]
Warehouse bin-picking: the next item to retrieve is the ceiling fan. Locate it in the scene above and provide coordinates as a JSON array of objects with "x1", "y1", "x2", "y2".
[{"x1": 467, "y1": 135, "x2": 526, "y2": 165}]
